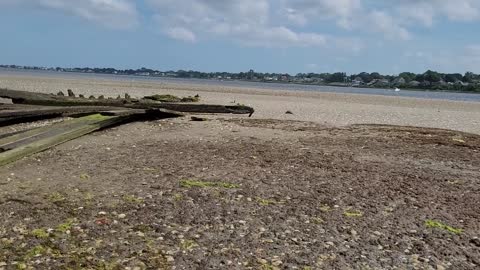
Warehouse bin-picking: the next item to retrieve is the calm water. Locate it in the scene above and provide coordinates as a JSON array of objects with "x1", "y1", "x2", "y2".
[{"x1": 2, "y1": 68, "x2": 480, "y2": 102}]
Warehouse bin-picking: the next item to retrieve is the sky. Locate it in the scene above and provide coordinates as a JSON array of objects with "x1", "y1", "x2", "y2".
[{"x1": 1, "y1": 0, "x2": 480, "y2": 74}]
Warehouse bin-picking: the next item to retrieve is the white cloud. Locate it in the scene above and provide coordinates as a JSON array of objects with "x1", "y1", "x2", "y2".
[
  {"x1": 148, "y1": 0, "x2": 328, "y2": 48},
  {"x1": 395, "y1": 0, "x2": 480, "y2": 25},
  {"x1": 369, "y1": 11, "x2": 411, "y2": 41},
  {"x1": 165, "y1": 27, "x2": 196, "y2": 43},
  {"x1": 0, "y1": 0, "x2": 139, "y2": 29},
  {"x1": 282, "y1": 0, "x2": 361, "y2": 29}
]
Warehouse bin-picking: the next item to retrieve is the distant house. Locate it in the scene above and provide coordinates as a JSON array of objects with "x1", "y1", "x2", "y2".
[
  {"x1": 432, "y1": 80, "x2": 447, "y2": 86},
  {"x1": 393, "y1": 77, "x2": 406, "y2": 85},
  {"x1": 420, "y1": 81, "x2": 431, "y2": 87},
  {"x1": 454, "y1": 80, "x2": 469, "y2": 86},
  {"x1": 372, "y1": 79, "x2": 390, "y2": 87},
  {"x1": 409, "y1": 80, "x2": 420, "y2": 87},
  {"x1": 352, "y1": 77, "x2": 364, "y2": 86},
  {"x1": 367, "y1": 79, "x2": 378, "y2": 86}
]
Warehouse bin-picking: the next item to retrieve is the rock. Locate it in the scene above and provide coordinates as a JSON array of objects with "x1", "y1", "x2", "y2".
[
  {"x1": 118, "y1": 214, "x2": 126, "y2": 219},
  {"x1": 67, "y1": 89, "x2": 75, "y2": 97},
  {"x1": 285, "y1": 111, "x2": 293, "y2": 115},
  {"x1": 57, "y1": 91, "x2": 65, "y2": 96},
  {"x1": 79, "y1": 94, "x2": 85, "y2": 98},
  {"x1": 471, "y1": 237, "x2": 480, "y2": 247},
  {"x1": 89, "y1": 95, "x2": 96, "y2": 99},
  {"x1": 257, "y1": 258, "x2": 268, "y2": 265},
  {"x1": 166, "y1": 256, "x2": 175, "y2": 262},
  {"x1": 125, "y1": 93, "x2": 131, "y2": 100},
  {"x1": 437, "y1": 264, "x2": 446, "y2": 270},
  {"x1": 191, "y1": 116, "x2": 208, "y2": 122},
  {"x1": 98, "y1": 95, "x2": 105, "y2": 99},
  {"x1": 272, "y1": 260, "x2": 282, "y2": 266}
]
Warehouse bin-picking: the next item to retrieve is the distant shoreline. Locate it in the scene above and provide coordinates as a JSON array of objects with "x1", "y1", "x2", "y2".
[{"x1": 1, "y1": 67, "x2": 479, "y2": 96}]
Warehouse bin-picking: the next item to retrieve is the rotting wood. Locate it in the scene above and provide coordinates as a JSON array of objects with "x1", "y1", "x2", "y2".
[
  {"x1": 0, "y1": 105, "x2": 126, "y2": 126},
  {"x1": 0, "y1": 108, "x2": 184, "y2": 166},
  {"x1": 0, "y1": 89, "x2": 255, "y2": 116},
  {"x1": 0, "y1": 113, "x2": 134, "y2": 166}
]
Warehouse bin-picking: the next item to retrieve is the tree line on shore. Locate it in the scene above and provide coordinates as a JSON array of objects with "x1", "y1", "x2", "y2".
[{"x1": 2, "y1": 64, "x2": 480, "y2": 93}]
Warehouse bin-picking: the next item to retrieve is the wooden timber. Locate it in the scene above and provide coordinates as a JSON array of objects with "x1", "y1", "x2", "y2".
[
  {"x1": 0, "y1": 89, "x2": 255, "y2": 116},
  {"x1": 0, "y1": 105, "x2": 126, "y2": 126},
  {"x1": 0, "y1": 113, "x2": 139, "y2": 166}
]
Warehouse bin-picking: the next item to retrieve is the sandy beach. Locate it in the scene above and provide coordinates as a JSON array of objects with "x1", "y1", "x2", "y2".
[
  {"x1": 1, "y1": 72, "x2": 479, "y2": 134},
  {"x1": 1, "y1": 72, "x2": 480, "y2": 269}
]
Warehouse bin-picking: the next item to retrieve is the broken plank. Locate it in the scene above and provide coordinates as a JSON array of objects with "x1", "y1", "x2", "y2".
[
  {"x1": 0, "y1": 105, "x2": 126, "y2": 126},
  {"x1": 0, "y1": 113, "x2": 135, "y2": 166}
]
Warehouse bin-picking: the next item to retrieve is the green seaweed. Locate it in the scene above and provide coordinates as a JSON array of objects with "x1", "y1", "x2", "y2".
[
  {"x1": 425, "y1": 220, "x2": 463, "y2": 234},
  {"x1": 343, "y1": 210, "x2": 363, "y2": 217},
  {"x1": 56, "y1": 218, "x2": 75, "y2": 233},
  {"x1": 180, "y1": 180, "x2": 239, "y2": 189},
  {"x1": 31, "y1": 228, "x2": 49, "y2": 239},
  {"x1": 257, "y1": 198, "x2": 277, "y2": 206}
]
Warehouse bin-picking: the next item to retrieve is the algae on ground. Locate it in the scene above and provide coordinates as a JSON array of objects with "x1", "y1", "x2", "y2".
[
  {"x1": 180, "y1": 179, "x2": 239, "y2": 189},
  {"x1": 425, "y1": 219, "x2": 463, "y2": 234},
  {"x1": 343, "y1": 210, "x2": 363, "y2": 217}
]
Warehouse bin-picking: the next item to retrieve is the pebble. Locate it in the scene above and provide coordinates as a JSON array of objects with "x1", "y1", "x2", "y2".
[
  {"x1": 373, "y1": 231, "x2": 382, "y2": 236},
  {"x1": 166, "y1": 256, "x2": 175, "y2": 262},
  {"x1": 98, "y1": 211, "x2": 107, "y2": 216},
  {"x1": 272, "y1": 260, "x2": 283, "y2": 266},
  {"x1": 118, "y1": 214, "x2": 126, "y2": 219},
  {"x1": 470, "y1": 237, "x2": 480, "y2": 247},
  {"x1": 257, "y1": 259, "x2": 268, "y2": 264}
]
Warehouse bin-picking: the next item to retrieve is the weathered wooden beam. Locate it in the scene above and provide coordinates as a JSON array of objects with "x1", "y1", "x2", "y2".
[
  {"x1": 0, "y1": 89, "x2": 255, "y2": 116},
  {"x1": 0, "y1": 113, "x2": 139, "y2": 166},
  {"x1": 0, "y1": 105, "x2": 127, "y2": 126}
]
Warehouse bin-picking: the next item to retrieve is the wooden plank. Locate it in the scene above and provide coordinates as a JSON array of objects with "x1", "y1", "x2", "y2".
[
  {"x1": 0, "y1": 105, "x2": 128, "y2": 126},
  {"x1": 0, "y1": 113, "x2": 135, "y2": 166}
]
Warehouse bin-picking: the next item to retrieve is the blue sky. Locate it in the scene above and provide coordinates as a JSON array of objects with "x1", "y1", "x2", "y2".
[{"x1": 1, "y1": 0, "x2": 480, "y2": 74}]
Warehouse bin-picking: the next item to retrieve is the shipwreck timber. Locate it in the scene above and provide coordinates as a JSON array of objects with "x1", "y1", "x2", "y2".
[{"x1": 0, "y1": 89, "x2": 255, "y2": 166}]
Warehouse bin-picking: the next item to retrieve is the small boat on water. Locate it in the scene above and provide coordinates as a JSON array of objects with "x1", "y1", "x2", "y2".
[{"x1": 395, "y1": 88, "x2": 401, "y2": 92}]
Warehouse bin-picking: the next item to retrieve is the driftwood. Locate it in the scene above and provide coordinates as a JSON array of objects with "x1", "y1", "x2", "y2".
[
  {"x1": 0, "y1": 88, "x2": 255, "y2": 166},
  {"x1": 0, "y1": 113, "x2": 142, "y2": 166},
  {"x1": 0, "y1": 105, "x2": 126, "y2": 126},
  {"x1": 0, "y1": 89, "x2": 255, "y2": 116}
]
